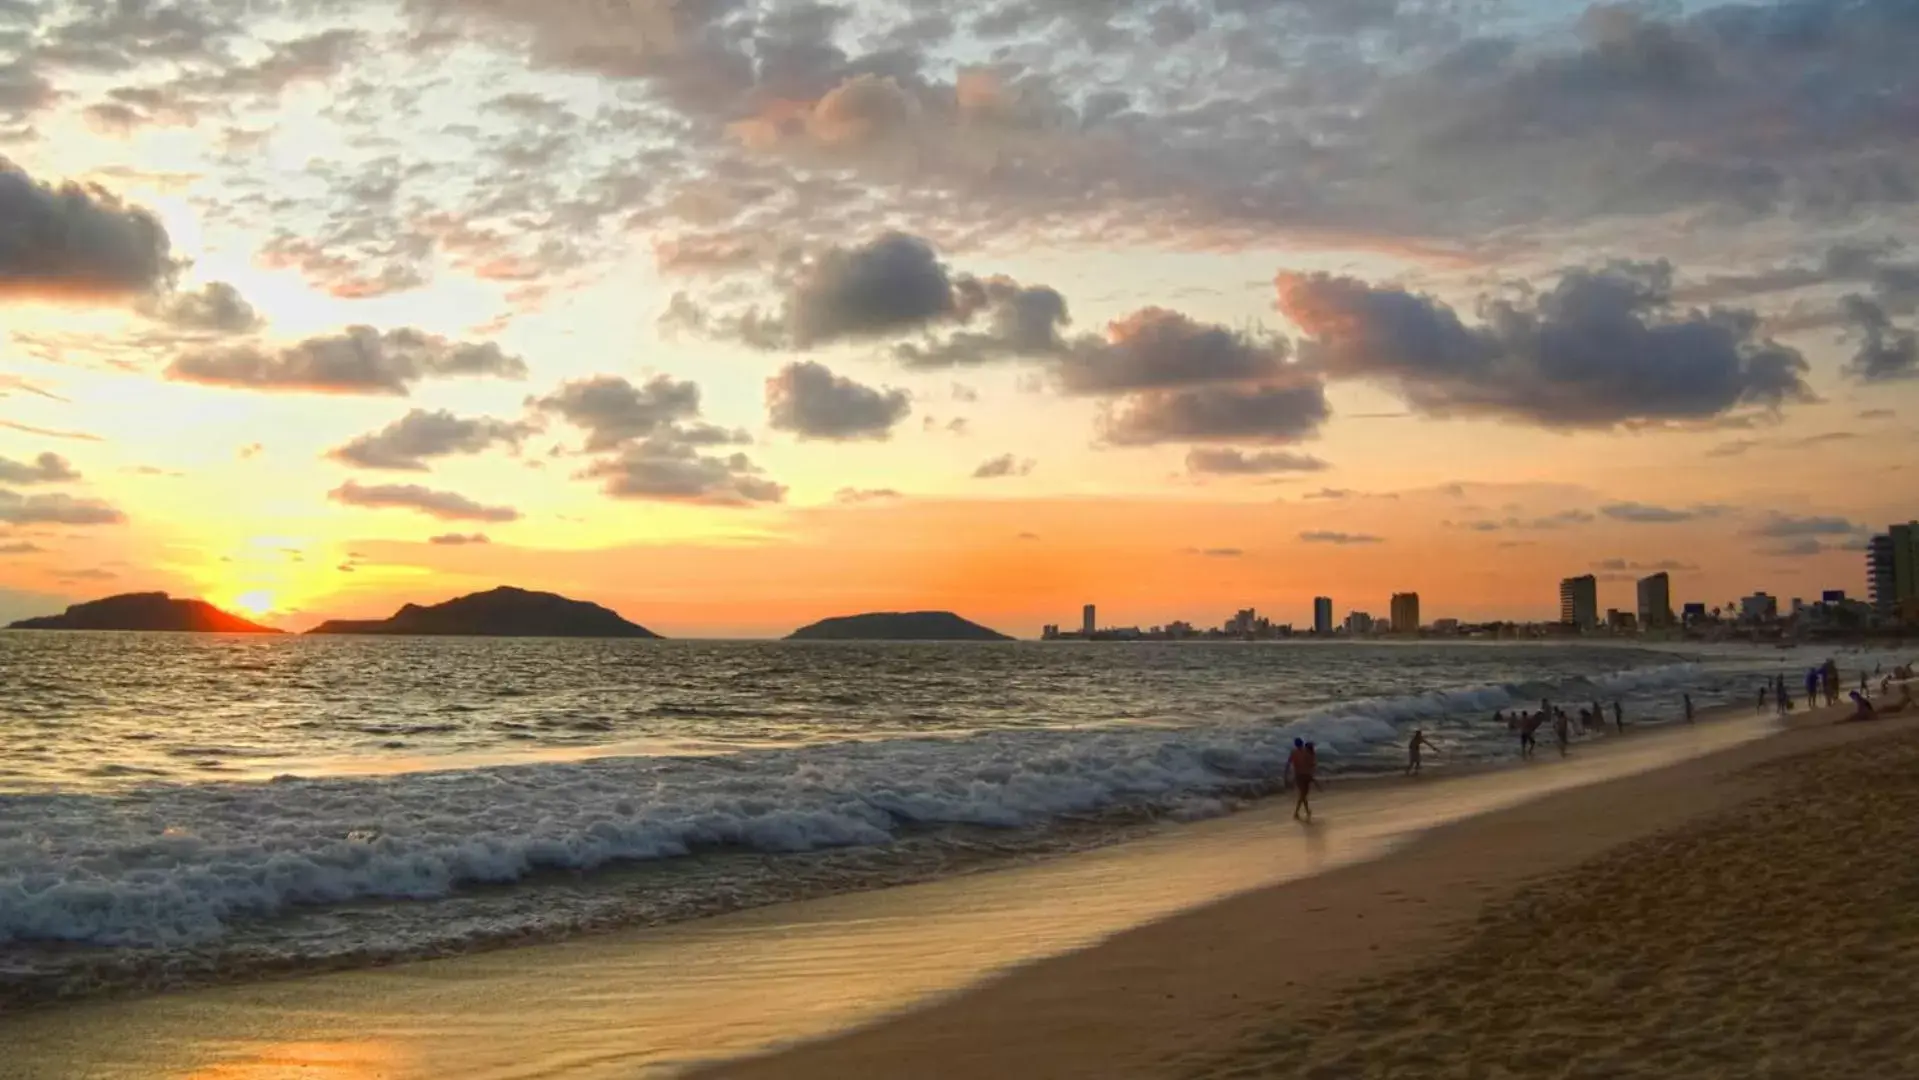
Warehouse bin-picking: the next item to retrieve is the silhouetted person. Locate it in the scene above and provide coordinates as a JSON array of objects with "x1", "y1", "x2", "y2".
[
  {"x1": 1684, "y1": 693, "x2": 1695, "y2": 724},
  {"x1": 1286, "y1": 737, "x2": 1315, "y2": 820},
  {"x1": 1553, "y1": 710, "x2": 1570, "y2": 756},
  {"x1": 1613, "y1": 700, "x2": 1623, "y2": 733},
  {"x1": 1406, "y1": 728, "x2": 1437, "y2": 776},
  {"x1": 1520, "y1": 711, "x2": 1542, "y2": 757}
]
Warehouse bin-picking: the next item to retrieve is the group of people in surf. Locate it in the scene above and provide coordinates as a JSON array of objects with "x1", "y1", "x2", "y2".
[
  {"x1": 1280, "y1": 662, "x2": 1915, "y2": 821},
  {"x1": 1764, "y1": 659, "x2": 1914, "y2": 722},
  {"x1": 1495, "y1": 696, "x2": 1642, "y2": 760}
]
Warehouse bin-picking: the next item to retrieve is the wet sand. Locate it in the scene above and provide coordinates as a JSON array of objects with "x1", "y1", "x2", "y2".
[{"x1": 1, "y1": 695, "x2": 1902, "y2": 1078}]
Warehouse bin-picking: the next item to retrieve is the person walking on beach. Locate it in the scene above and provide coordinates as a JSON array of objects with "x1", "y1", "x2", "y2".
[
  {"x1": 1286, "y1": 737, "x2": 1316, "y2": 820},
  {"x1": 1825, "y1": 659, "x2": 1842, "y2": 707},
  {"x1": 1552, "y1": 709, "x2": 1570, "y2": 756},
  {"x1": 1612, "y1": 700, "x2": 1624, "y2": 733},
  {"x1": 1405, "y1": 728, "x2": 1437, "y2": 776},
  {"x1": 1757, "y1": 684, "x2": 1768, "y2": 714},
  {"x1": 1684, "y1": 693, "x2": 1695, "y2": 724},
  {"x1": 1520, "y1": 711, "x2": 1542, "y2": 758},
  {"x1": 1806, "y1": 668, "x2": 1821, "y2": 710}
]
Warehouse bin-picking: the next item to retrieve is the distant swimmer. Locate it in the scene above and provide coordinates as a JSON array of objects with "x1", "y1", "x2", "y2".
[
  {"x1": 1684, "y1": 692, "x2": 1695, "y2": 724},
  {"x1": 1286, "y1": 737, "x2": 1316, "y2": 820},
  {"x1": 1613, "y1": 700, "x2": 1624, "y2": 733},
  {"x1": 1405, "y1": 728, "x2": 1437, "y2": 776}
]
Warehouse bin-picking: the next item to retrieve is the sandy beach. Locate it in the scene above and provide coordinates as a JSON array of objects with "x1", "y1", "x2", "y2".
[
  {"x1": 714, "y1": 694, "x2": 1919, "y2": 1079},
  {"x1": 4, "y1": 688, "x2": 1912, "y2": 1079}
]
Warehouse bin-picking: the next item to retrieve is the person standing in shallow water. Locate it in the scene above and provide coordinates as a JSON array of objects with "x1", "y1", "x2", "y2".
[
  {"x1": 1285, "y1": 737, "x2": 1316, "y2": 820},
  {"x1": 1405, "y1": 728, "x2": 1437, "y2": 776},
  {"x1": 1613, "y1": 700, "x2": 1623, "y2": 734},
  {"x1": 1684, "y1": 693, "x2": 1695, "y2": 723},
  {"x1": 1552, "y1": 709, "x2": 1570, "y2": 756}
]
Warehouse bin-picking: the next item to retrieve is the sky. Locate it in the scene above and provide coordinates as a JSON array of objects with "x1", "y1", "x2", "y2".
[{"x1": 1, "y1": 0, "x2": 1917, "y2": 638}]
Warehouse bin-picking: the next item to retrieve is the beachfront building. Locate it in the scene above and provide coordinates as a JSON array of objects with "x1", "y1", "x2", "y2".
[
  {"x1": 1740, "y1": 592, "x2": 1779, "y2": 622},
  {"x1": 1868, "y1": 522, "x2": 1918, "y2": 619},
  {"x1": 1636, "y1": 572, "x2": 1673, "y2": 629},
  {"x1": 1345, "y1": 611, "x2": 1375, "y2": 635},
  {"x1": 1389, "y1": 592, "x2": 1420, "y2": 634},
  {"x1": 1559, "y1": 574, "x2": 1599, "y2": 631},
  {"x1": 1313, "y1": 596, "x2": 1334, "y2": 635},
  {"x1": 1082, "y1": 604, "x2": 1096, "y2": 637}
]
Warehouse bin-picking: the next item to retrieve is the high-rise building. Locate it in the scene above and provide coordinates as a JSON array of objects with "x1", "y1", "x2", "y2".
[
  {"x1": 1741, "y1": 592, "x2": 1778, "y2": 621},
  {"x1": 1344, "y1": 611, "x2": 1374, "y2": 635},
  {"x1": 1636, "y1": 572, "x2": 1673, "y2": 629},
  {"x1": 1389, "y1": 592, "x2": 1420, "y2": 634},
  {"x1": 1082, "y1": 604, "x2": 1097, "y2": 637},
  {"x1": 1868, "y1": 523, "x2": 1918, "y2": 617},
  {"x1": 1313, "y1": 596, "x2": 1334, "y2": 635},
  {"x1": 1559, "y1": 574, "x2": 1598, "y2": 631}
]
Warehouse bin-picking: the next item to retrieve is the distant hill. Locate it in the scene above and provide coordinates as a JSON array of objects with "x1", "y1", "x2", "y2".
[
  {"x1": 785, "y1": 611, "x2": 1014, "y2": 642},
  {"x1": 306, "y1": 586, "x2": 661, "y2": 639},
  {"x1": 7, "y1": 592, "x2": 282, "y2": 633}
]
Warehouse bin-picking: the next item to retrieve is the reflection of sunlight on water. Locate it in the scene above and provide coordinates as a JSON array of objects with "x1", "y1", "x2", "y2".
[{"x1": 184, "y1": 1039, "x2": 412, "y2": 1079}]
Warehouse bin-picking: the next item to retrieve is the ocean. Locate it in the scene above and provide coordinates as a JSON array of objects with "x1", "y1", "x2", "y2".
[{"x1": 0, "y1": 632, "x2": 1898, "y2": 1008}]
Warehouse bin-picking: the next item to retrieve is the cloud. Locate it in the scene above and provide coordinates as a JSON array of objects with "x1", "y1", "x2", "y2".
[
  {"x1": 137, "y1": 281, "x2": 262, "y2": 333},
  {"x1": 1192, "y1": 547, "x2": 1244, "y2": 558},
  {"x1": 1099, "y1": 379, "x2": 1331, "y2": 446},
  {"x1": 1757, "y1": 538, "x2": 1830, "y2": 558},
  {"x1": 1055, "y1": 308, "x2": 1290, "y2": 395},
  {"x1": 0, "y1": 159, "x2": 176, "y2": 298},
  {"x1": 1706, "y1": 438, "x2": 1759, "y2": 458},
  {"x1": 766, "y1": 361, "x2": 912, "y2": 440},
  {"x1": 168, "y1": 327, "x2": 527, "y2": 395},
  {"x1": 1599, "y1": 502, "x2": 1722, "y2": 524},
  {"x1": 1303, "y1": 488, "x2": 1354, "y2": 500},
  {"x1": 328, "y1": 409, "x2": 534, "y2": 470},
  {"x1": 578, "y1": 439, "x2": 787, "y2": 507},
  {"x1": 693, "y1": 233, "x2": 977, "y2": 349},
  {"x1": 895, "y1": 278, "x2": 1072, "y2": 367},
  {"x1": 1299, "y1": 530, "x2": 1383, "y2": 545},
  {"x1": 1860, "y1": 408, "x2": 1895, "y2": 420},
  {"x1": 1592, "y1": 558, "x2": 1698, "y2": 572},
  {"x1": 1185, "y1": 448, "x2": 1329, "y2": 475},
  {"x1": 0, "y1": 490, "x2": 126, "y2": 525},
  {"x1": 834, "y1": 487, "x2": 902, "y2": 504},
  {"x1": 1750, "y1": 513, "x2": 1863, "y2": 539},
  {"x1": 0, "y1": 541, "x2": 43, "y2": 554},
  {"x1": 1839, "y1": 295, "x2": 1918, "y2": 382},
  {"x1": 528, "y1": 375, "x2": 717, "y2": 453},
  {"x1": 1276, "y1": 262, "x2": 1814, "y2": 429},
  {"x1": 1446, "y1": 509, "x2": 1597, "y2": 532},
  {"x1": 328, "y1": 481, "x2": 520, "y2": 522},
  {"x1": 428, "y1": 533, "x2": 490, "y2": 545},
  {"x1": 0, "y1": 452, "x2": 79, "y2": 485},
  {"x1": 0, "y1": 420, "x2": 100, "y2": 442},
  {"x1": 973, "y1": 453, "x2": 1035, "y2": 479}
]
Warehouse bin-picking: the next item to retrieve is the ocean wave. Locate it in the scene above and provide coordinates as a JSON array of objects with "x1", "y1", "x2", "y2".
[{"x1": 0, "y1": 657, "x2": 1794, "y2": 951}]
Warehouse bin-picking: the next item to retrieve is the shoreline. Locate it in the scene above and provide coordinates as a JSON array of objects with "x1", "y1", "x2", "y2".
[
  {"x1": 2, "y1": 681, "x2": 1885, "y2": 1078},
  {"x1": 707, "y1": 693, "x2": 1915, "y2": 1079}
]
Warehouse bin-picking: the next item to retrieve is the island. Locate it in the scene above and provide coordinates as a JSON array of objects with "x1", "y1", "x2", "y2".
[
  {"x1": 6, "y1": 592, "x2": 282, "y2": 633},
  {"x1": 784, "y1": 611, "x2": 1015, "y2": 642},
  {"x1": 305, "y1": 586, "x2": 661, "y2": 638}
]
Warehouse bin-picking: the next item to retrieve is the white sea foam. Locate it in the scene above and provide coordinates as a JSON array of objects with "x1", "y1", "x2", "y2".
[{"x1": 0, "y1": 654, "x2": 1886, "y2": 952}]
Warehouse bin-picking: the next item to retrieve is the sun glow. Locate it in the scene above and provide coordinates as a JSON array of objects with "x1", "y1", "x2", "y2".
[{"x1": 232, "y1": 590, "x2": 275, "y2": 617}]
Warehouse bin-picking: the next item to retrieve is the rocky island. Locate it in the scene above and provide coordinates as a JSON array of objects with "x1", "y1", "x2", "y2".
[
  {"x1": 306, "y1": 586, "x2": 661, "y2": 638},
  {"x1": 7, "y1": 592, "x2": 282, "y2": 633},
  {"x1": 785, "y1": 611, "x2": 1014, "y2": 642}
]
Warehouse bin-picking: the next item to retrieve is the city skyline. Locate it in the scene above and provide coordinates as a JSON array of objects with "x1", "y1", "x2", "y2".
[{"x1": 2, "y1": 1, "x2": 1917, "y2": 637}]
